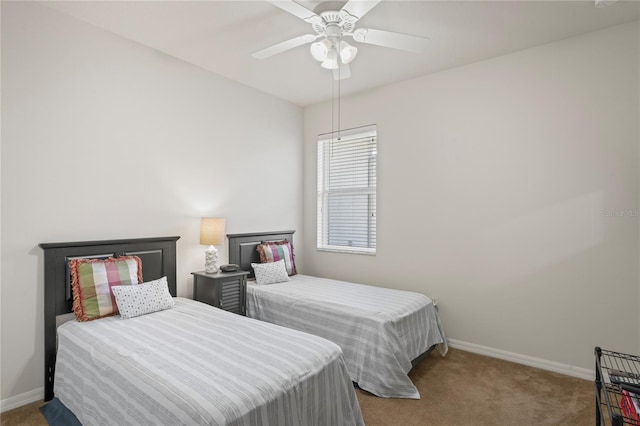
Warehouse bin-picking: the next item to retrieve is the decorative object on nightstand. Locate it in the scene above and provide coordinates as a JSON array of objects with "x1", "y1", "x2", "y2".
[
  {"x1": 192, "y1": 270, "x2": 249, "y2": 315},
  {"x1": 220, "y1": 263, "x2": 239, "y2": 272},
  {"x1": 200, "y1": 218, "x2": 225, "y2": 274}
]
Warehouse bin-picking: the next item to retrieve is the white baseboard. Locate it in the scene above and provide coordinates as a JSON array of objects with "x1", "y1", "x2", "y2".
[
  {"x1": 0, "y1": 387, "x2": 44, "y2": 413},
  {"x1": 448, "y1": 338, "x2": 594, "y2": 381}
]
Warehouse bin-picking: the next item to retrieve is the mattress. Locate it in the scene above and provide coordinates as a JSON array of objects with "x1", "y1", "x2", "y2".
[
  {"x1": 246, "y1": 274, "x2": 448, "y2": 399},
  {"x1": 55, "y1": 297, "x2": 364, "y2": 426}
]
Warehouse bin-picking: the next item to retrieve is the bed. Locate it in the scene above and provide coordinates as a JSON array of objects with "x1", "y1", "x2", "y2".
[
  {"x1": 227, "y1": 231, "x2": 448, "y2": 400},
  {"x1": 40, "y1": 236, "x2": 364, "y2": 426}
]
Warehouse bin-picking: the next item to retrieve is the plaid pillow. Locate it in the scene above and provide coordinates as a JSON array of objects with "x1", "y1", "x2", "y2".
[
  {"x1": 69, "y1": 256, "x2": 143, "y2": 322},
  {"x1": 257, "y1": 239, "x2": 297, "y2": 276}
]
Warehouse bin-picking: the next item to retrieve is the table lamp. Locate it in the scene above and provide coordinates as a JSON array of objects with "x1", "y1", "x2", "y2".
[{"x1": 200, "y1": 218, "x2": 225, "y2": 274}]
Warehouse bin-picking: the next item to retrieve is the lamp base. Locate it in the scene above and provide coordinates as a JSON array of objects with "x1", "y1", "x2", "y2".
[{"x1": 204, "y1": 245, "x2": 219, "y2": 274}]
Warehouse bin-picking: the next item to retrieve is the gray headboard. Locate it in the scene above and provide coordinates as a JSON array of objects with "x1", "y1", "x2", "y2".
[
  {"x1": 39, "y1": 236, "x2": 180, "y2": 402},
  {"x1": 227, "y1": 230, "x2": 295, "y2": 279}
]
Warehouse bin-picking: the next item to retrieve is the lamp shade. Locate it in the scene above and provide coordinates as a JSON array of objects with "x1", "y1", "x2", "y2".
[
  {"x1": 310, "y1": 39, "x2": 331, "y2": 61},
  {"x1": 200, "y1": 218, "x2": 225, "y2": 245},
  {"x1": 339, "y1": 41, "x2": 358, "y2": 64},
  {"x1": 321, "y1": 48, "x2": 339, "y2": 70}
]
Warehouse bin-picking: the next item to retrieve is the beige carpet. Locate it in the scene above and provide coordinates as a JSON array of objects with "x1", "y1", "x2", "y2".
[
  {"x1": 1, "y1": 348, "x2": 594, "y2": 426},
  {"x1": 357, "y1": 348, "x2": 593, "y2": 425}
]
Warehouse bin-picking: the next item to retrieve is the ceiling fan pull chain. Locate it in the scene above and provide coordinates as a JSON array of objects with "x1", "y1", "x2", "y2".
[
  {"x1": 331, "y1": 73, "x2": 335, "y2": 142},
  {"x1": 338, "y1": 63, "x2": 341, "y2": 141}
]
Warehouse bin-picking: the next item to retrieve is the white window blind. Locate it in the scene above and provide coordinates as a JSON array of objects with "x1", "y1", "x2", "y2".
[{"x1": 317, "y1": 125, "x2": 377, "y2": 254}]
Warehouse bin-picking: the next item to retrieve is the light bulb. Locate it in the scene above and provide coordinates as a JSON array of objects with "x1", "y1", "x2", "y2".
[{"x1": 339, "y1": 41, "x2": 358, "y2": 64}]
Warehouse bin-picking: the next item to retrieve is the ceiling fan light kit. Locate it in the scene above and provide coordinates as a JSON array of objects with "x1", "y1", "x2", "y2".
[
  {"x1": 311, "y1": 39, "x2": 357, "y2": 67},
  {"x1": 253, "y1": 0, "x2": 430, "y2": 80}
]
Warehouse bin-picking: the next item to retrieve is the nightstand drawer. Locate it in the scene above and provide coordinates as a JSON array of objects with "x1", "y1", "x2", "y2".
[{"x1": 192, "y1": 270, "x2": 248, "y2": 315}]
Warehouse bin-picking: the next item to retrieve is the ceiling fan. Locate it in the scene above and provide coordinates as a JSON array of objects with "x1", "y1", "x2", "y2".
[{"x1": 252, "y1": 0, "x2": 430, "y2": 80}]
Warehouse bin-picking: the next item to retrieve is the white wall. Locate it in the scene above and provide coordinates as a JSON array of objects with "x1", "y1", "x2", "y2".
[
  {"x1": 1, "y1": 2, "x2": 303, "y2": 403},
  {"x1": 303, "y1": 21, "x2": 639, "y2": 372}
]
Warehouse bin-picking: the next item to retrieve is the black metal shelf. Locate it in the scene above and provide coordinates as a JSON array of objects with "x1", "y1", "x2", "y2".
[{"x1": 595, "y1": 347, "x2": 640, "y2": 425}]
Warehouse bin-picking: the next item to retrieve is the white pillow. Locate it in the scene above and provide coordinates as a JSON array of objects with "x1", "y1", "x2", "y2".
[
  {"x1": 112, "y1": 276, "x2": 175, "y2": 319},
  {"x1": 252, "y1": 260, "x2": 290, "y2": 285}
]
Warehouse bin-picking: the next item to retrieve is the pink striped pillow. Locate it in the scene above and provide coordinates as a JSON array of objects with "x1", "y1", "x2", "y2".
[
  {"x1": 69, "y1": 256, "x2": 143, "y2": 322},
  {"x1": 257, "y1": 240, "x2": 297, "y2": 276}
]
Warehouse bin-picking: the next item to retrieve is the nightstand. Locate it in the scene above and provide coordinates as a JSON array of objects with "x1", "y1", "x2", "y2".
[{"x1": 191, "y1": 270, "x2": 249, "y2": 315}]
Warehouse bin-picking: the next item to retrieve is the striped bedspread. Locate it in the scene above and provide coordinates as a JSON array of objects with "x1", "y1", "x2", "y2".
[
  {"x1": 55, "y1": 298, "x2": 364, "y2": 426},
  {"x1": 246, "y1": 275, "x2": 448, "y2": 399}
]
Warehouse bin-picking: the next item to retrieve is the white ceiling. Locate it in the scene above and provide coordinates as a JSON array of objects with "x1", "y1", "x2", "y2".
[{"x1": 43, "y1": 0, "x2": 639, "y2": 107}]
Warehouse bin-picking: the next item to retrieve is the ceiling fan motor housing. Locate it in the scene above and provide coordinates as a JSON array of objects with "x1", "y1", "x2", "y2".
[
  {"x1": 312, "y1": 10, "x2": 356, "y2": 37},
  {"x1": 324, "y1": 23, "x2": 343, "y2": 45}
]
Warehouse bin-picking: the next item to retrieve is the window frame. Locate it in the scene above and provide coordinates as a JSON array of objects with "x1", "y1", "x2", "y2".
[{"x1": 316, "y1": 125, "x2": 377, "y2": 255}]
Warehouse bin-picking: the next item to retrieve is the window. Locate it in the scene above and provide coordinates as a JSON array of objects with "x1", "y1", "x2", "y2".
[{"x1": 317, "y1": 125, "x2": 377, "y2": 254}]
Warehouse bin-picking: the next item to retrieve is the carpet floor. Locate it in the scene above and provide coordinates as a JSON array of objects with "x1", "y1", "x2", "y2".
[
  {"x1": 357, "y1": 348, "x2": 594, "y2": 425},
  {"x1": 0, "y1": 348, "x2": 595, "y2": 425}
]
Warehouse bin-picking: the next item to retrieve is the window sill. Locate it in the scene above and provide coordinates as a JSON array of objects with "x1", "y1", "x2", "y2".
[{"x1": 317, "y1": 246, "x2": 376, "y2": 255}]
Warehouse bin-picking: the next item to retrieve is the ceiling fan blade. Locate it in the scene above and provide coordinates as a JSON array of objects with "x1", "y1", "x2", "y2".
[
  {"x1": 252, "y1": 34, "x2": 318, "y2": 59},
  {"x1": 268, "y1": 1, "x2": 320, "y2": 23},
  {"x1": 340, "y1": 0, "x2": 381, "y2": 21},
  {"x1": 333, "y1": 63, "x2": 351, "y2": 80},
  {"x1": 352, "y1": 28, "x2": 429, "y2": 53}
]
